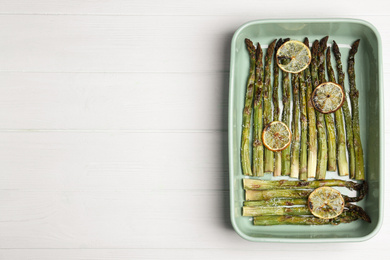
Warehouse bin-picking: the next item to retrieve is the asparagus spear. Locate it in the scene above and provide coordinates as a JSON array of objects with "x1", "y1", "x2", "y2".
[
  {"x1": 299, "y1": 71, "x2": 308, "y2": 180},
  {"x1": 243, "y1": 178, "x2": 364, "y2": 191},
  {"x1": 253, "y1": 212, "x2": 365, "y2": 226},
  {"x1": 318, "y1": 36, "x2": 337, "y2": 172},
  {"x1": 240, "y1": 39, "x2": 256, "y2": 176},
  {"x1": 348, "y1": 40, "x2": 365, "y2": 180},
  {"x1": 303, "y1": 38, "x2": 317, "y2": 179},
  {"x1": 243, "y1": 198, "x2": 308, "y2": 207},
  {"x1": 272, "y1": 39, "x2": 283, "y2": 122},
  {"x1": 253, "y1": 204, "x2": 371, "y2": 225},
  {"x1": 326, "y1": 47, "x2": 349, "y2": 176},
  {"x1": 333, "y1": 41, "x2": 356, "y2": 179},
  {"x1": 311, "y1": 40, "x2": 327, "y2": 180},
  {"x1": 243, "y1": 206, "x2": 311, "y2": 216},
  {"x1": 246, "y1": 182, "x2": 367, "y2": 202},
  {"x1": 273, "y1": 39, "x2": 284, "y2": 176},
  {"x1": 246, "y1": 189, "x2": 312, "y2": 200},
  {"x1": 263, "y1": 39, "x2": 277, "y2": 173},
  {"x1": 253, "y1": 214, "x2": 353, "y2": 225},
  {"x1": 290, "y1": 73, "x2": 300, "y2": 178},
  {"x1": 281, "y1": 60, "x2": 291, "y2": 176},
  {"x1": 252, "y1": 43, "x2": 264, "y2": 176}
]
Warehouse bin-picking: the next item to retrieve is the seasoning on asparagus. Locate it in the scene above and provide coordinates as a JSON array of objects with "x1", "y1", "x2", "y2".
[
  {"x1": 243, "y1": 206, "x2": 311, "y2": 216},
  {"x1": 253, "y1": 205, "x2": 371, "y2": 225},
  {"x1": 318, "y1": 36, "x2": 337, "y2": 172},
  {"x1": 273, "y1": 38, "x2": 284, "y2": 176},
  {"x1": 243, "y1": 178, "x2": 364, "y2": 191},
  {"x1": 326, "y1": 47, "x2": 349, "y2": 176},
  {"x1": 240, "y1": 39, "x2": 256, "y2": 176},
  {"x1": 290, "y1": 73, "x2": 300, "y2": 178},
  {"x1": 243, "y1": 198, "x2": 308, "y2": 207},
  {"x1": 333, "y1": 40, "x2": 356, "y2": 178},
  {"x1": 252, "y1": 43, "x2": 264, "y2": 176},
  {"x1": 303, "y1": 38, "x2": 317, "y2": 179},
  {"x1": 245, "y1": 183, "x2": 368, "y2": 203},
  {"x1": 299, "y1": 71, "x2": 308, "y2": 180},
  {"x1": 348, "y1": 39, "x2": 365, "y2": 180},
  {"x1": 263, "y1": 39, "x2": 277, "y2": 173},
  {"x1": 311, "y1": 40, "x2": 327, "y2": 180},
  {"x1": 281, "y1": 60, "x2": 291, "y2": 176},
  {"x1": 246, "y1": 189, "x2": 312, "y2": 201}
]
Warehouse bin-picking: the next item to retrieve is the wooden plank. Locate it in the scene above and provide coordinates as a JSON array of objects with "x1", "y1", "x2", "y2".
[
  {"x1": 0, "y1": 0, "x2": 389, "y2": 16},
  {"x1": 0, "y1": 72, "x2": 228, "y2": 130},
  {"x1": 0, "y1": 132, "x2": 228, "y2": 191},
  {"x1": 0, "y1": 131, "x2": 231, "y2": 248},
  {"x1": 0, "y1": 15, "x2": 232, "y2": 73},
  {"x1": 0, "y1": 189, "x2": 232, "y2": 248},
  {"x1": 0, "y1": 15, "x2": 387, "y2": 73},
  {"x1": 0, "y1": 246, "x2": 389, "y2": 259}
]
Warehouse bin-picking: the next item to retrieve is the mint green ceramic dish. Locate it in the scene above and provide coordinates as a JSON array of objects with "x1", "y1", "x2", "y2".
[{"x1": 228, "y1": 19, "x2": 383, "y2": 242}]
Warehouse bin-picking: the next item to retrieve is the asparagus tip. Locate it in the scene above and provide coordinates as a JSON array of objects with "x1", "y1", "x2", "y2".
[
  {"x1": 346, "y1": 204, "x2": 371, "y2": 223},
  {"x1": 350, "y1": 39, "x2": 360, "y2": 56},
  {"x1": 269, "y1": 39, "x2": 277, "y2": 48},
  {"x1": 256, "y1": 43, "x2": 263, "y2": 64},
  {"x1": 312, "y1": 40, "x2": 319, "y2": 55},
  {"x1": 319, "y1": 36, "x2": 329, "y2": 52},
  {"x1": 303, "y1": 37, "x2": 309, "y2": 47},
  {"x1": 245, "y1": 38, "x2": 256, "y2": 54}
]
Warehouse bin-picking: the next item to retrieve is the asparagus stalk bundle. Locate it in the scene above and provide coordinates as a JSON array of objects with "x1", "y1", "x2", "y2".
[
  {"x1": 326, "y1": 47, "x2": 349, "y2": 176},
  {"x1": 318, "y1": 37, "x2": 337, "y2": 172},
  {"x1": 299, "y1": 71, "x2": 308, "y2": 180},
  {"x1": 239, "y1": 37, "x2": 370, "y2": 227},
  {"x1": 348, "y1": 40, "x2": 365, "y2": 180},
  {"x1": 281, "y1": 61, "x2": 291, "y2": 176},
  {"x1": 252, "y1": 43, "x2": 264, "y2": 176},
  {"x1": 240, "y1": 37, "x2": 365, "y2": 181},
  {"x1": 290, "y1": 73, "x2": 300, "y2": 178},
  {"x1": 311, "y1": 40, "x2": 328, "y2": 180},
  {"x1": 303, "y1": 38, "x2": 317, "y2": 179},
  {"x1": 240, "y1": 39, "x2": 256, "y2": 176},
  {"x1": 273, "y1": 39, "x2": 284, "y2": 176},
  {"x1": 333, "y1": 41, "x2": 356, "y2": 179},
  {"x1": 263, "y1": 39, "x2": 277, "y2": 173}
]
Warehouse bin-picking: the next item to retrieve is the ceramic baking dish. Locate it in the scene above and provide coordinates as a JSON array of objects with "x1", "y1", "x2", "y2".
[{"x1": 228, "y1": 18, "x2": 383, "y2": 242}]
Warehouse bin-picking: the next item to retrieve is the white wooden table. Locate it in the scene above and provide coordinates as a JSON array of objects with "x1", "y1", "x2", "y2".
[{"x1": 0, "y1": 1, "x2": 388, "y2": 259}]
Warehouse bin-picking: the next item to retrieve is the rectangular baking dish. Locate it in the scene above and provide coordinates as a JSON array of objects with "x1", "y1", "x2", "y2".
[{"x1": 228, "y1": 18, "x2": 383, "y2": 242}]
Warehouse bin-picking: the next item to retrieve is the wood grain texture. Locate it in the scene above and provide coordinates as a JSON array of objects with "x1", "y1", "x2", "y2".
[
  {"x1": 0, "y1": 72, "x2": 228, "y2": 130},
  {"x1": 1, "y1": 247, "x2": 390, "y2": 260},
  {"x1": 0, "y1": 0, "x2": 388, "y2": 258},
  {"x1": 0, "y1": 0, "x2": 389, "y2": 15},
  {"x1": 0, "y1": 132, "x2": 231, "y2": 248},
  {"x1": 0, "y1": 15, "x2": 388, "y2": 73}
]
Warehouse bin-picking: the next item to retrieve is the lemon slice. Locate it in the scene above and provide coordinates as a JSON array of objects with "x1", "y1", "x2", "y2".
[
  {"x1": 262, "y1": 121, "x2": 292, "y2": 152},
  {"x1": 312, "y1": 82, "x2": 345, "y2": 114},
  {"x1": 276, "y1": 40, "x2": 311, "y2": 73},
  {"x1": 308, "y1": 187, "x2": 345, "y2": 219}
]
